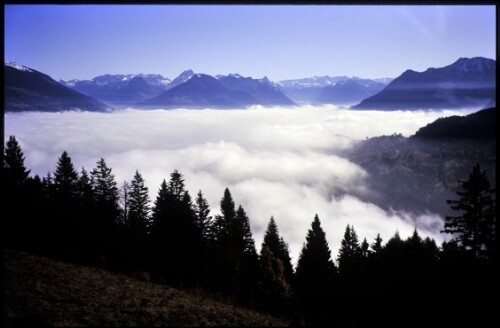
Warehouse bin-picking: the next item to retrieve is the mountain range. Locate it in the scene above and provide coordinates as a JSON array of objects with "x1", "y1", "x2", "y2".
[
  {"x1": 5, "y1": 57, "x2": 496, "y2": 111},
  {"x1": 140, "y1": 73, "x2": 295, "y2": 109},
  {"x1": 316, "y1": 78, "x2": 388, "y2": 106},
  {"x1": 277, "y1": 76, "x2": 393, "y2": 105},
  {"x1": 59, "y1": 74, "x2": 171, "y2": 106},
  {"x1": 352, "y1": 57, "x2": 496, "y2": 110},
  {"x1": 5, "y1": 62, "x2": 109, "y2": 112}
]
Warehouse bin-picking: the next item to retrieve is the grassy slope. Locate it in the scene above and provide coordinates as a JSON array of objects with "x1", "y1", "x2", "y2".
[{"x1": 4, "y1": 250, "x2": 288, "y2": 327}]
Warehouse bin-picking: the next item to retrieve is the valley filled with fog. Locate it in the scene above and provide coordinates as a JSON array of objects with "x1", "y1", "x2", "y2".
[{"x1": 5, "y1": 106, "x2": 479, "y2": 262}]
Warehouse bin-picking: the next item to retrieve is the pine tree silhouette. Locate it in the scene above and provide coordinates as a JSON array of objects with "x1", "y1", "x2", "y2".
[
  {"x1": 4, "y1": 136, "x2": 30, "y2": 185},
  {"x1": 443, "y1": 163, "x2": 496, "y2": 260},
  {"x1": 194, "y1": 190, "x2": 212, "y2": 245},
  {"x1": 3, "y1": 136, "x2": 31, "y2": 249},
  {"x1": 53, "y1": 151, "x2": 80, "y2": 260},
  {"x1": 127, "y1": 170, "x2": 150, "y2": 234},
  {"x1": 258, "y1": 217, "x2": 293, "y2": 314},
  {"x1": 337, "y1": 224, "x2": 362, "y2": 277},
  {"x1": 123, "y1": 170, "x2": 150, "y2": 271},
  {"x1": 150, "y1": 170, "x2": 201, "y2": 286},
  {"x1": 75, "y1": 167, "x2": 99, "y2": 265},
  {"x1": 294, "y1": 214, "x2": 337, "y2": 326},
  {"x1": 90, "y1": 158, "x2": 120, "y2": 269},
  {"x1": 371, "y1": 233, "x2": 383, "y2": 255}
]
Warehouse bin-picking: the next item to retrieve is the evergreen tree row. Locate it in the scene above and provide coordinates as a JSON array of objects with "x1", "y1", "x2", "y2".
[{"x1": 3, "y1": 135, "x2": 496, "y2": 326}]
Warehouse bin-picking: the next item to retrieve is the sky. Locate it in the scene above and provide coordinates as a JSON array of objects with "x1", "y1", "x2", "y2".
[
  {"x1": 4, "y1": 4, "x2": 496, "y2": 81},
  {"x1": 4, "y1": 106, "x2": 478, "y2": 264}
]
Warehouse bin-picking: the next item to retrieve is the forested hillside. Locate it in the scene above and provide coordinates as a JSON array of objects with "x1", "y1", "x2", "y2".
[{"x1": 3, "y1": 135, "x2": 497, "y2": 327}]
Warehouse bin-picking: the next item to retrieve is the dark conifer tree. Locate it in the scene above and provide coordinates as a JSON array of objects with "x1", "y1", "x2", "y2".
[
  {"x1": 77, "y1": 168, "x2": 95, "y2": 206},
  {"x1": 360, "y1": 238, "x2": 370, "y2": 258},
  {"x1": 260, "y1": 217, "x2": 294, "y2": 285},
  {"x1": 232, "y1": 205, "x2": 259, "y2": 302},
  {"x1": 91, "y1": 158, "x2": 119, "y2": 207},
  {"x1": 54, "y1": 151, "x2": 79, "y2": 197},
  {"x1": 119, "y1": 181, "x2": 130, "y2": 225},
  {"x1": 150, "y1": 170, "x2": 201, "y2": 286},
  {"x1": 366, "y1": 233, "x2": 384, "y2": 283},
  {"x1": 443, "y1": 163, "x2": 496, "y2": 260},
  {"x1": 258, "y1": 217, "x2": 293, "y2": 314},
  {"x1": 127, "y1": 170, "x2": 150, "y2": 233},
  {"x1": 221, "y1": 188, "x2": 236, "y2": 220},
  {"x1": 122, "y1": 170, "x2": 150, "y2": 271},
  {"x1": 210, "y1": 188, "x2": 236, "y2": 252},
  {"x1": 90, "y1": 158, "x2": 120, "y2": 268},
  {"x1": 168, "y1": 169, "x2": 185, "y2": 200},
  {"x1": 150, "y1": 179, "x2": 169, "y2": 280},
  {"x1": 234, "y1": 205, "x2": 257, "y2": 258},
  {"x1": 337, "y1": 224, "x2": 362, "y2": 277},
  {"x1": 75, "y1": 167, "x2": 99, "y2": 265},
  {"x1": 294, "y1": 214, "x2": 337, "y2": 326},
  {"x1": 194, "y1": 190, "x2": 212, "y2": 244},
  {"x1": 371, "y1": 233, "x2": 383, "y2": 255},
  {"x1": 151, "y1": 179, "x2": 169, "y2": 231},
  {"x1": 208, "y1": 188, "x2": 260, "y2": 299},
  {"x1": 3, "y1": 136, "x2": 31, "y2": 249},
  {"x1": 53, "y1": 151, "x2": 80, "y2": 260},
  {"x1": 193, "y1": 189, "x2": 214, "y2": 286},
  {"x1": 262, "y1": 217, "x2": 281, "y2": 255},
  {"x1": 279, "y1": 237, "x2": 294, "y2": 284},
  {"x1": 404, "y1": 228, "x2": 428, "y2": 277},
  {"x1": 378, "y1": 231, "x2": 407, "y2": 285},
  {"x1": 4, "y1": 136, "x2": 30, "y2": 185},
  {"x1": 336, "y1": 224, "x2": 366, "y2": 323}
]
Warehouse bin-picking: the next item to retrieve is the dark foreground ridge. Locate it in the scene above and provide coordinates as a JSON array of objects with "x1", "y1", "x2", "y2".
[{"x1": 4, "y1": 250, "x2": 288, "y2": 327}]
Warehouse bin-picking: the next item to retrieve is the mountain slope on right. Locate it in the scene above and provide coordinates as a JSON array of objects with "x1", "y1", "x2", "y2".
[
  {"x1": 352, "y1": 57, "x2": 495, "y2": 110},
  {"x1": 413, "y1": 107, "x2": 495, "y2": 140},
  {"x1": 345, "y1": 107, "x2": 495, "y2": 217}
]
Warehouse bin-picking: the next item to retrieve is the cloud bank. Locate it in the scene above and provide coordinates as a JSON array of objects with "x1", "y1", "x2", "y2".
[{"x1": 5, "y1": 106, "x2": 475, "y2": 263}]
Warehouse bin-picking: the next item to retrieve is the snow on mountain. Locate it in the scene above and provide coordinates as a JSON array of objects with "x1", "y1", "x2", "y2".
[
  {"x1": 5, "y1": 63, "x2": 109, "y2": 112},
  {"x1": 278, "y1": 76, "x2": 348, "y2": 88},
  {"x1": 5, "y1": 61, "x2": 34, "y2": 73},
  {"x1": 166, "y1": 70, "x2": 195, "y2": 89}
]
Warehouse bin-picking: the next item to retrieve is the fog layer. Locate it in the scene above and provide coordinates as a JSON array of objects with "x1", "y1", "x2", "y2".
[{"x1": 5, "y1": 106, "x2": 476, "y2": 262}]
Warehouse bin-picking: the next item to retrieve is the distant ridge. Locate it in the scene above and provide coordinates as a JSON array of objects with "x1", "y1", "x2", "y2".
[
  {"x1": 316, "y1": 78, "x2": 387, "y2": 105},
  {"x1": 5, "y1": 62, "x2": 110, "y2": 112},
  {"x1": 60, "y1": 74, "x2": 170, "y2": 106},
  {"x1": 352, "y1": 57, "x2": 496, "y2": 110},
  {"x1": 140, "y1": 73, "x2": 295, "y2": 109},
  {"x1": 413, "y1": 107, "x2": 495, "y2": 140},
  {"x1": 277, "y1": 76, "x2": 392, "y2": 105}
]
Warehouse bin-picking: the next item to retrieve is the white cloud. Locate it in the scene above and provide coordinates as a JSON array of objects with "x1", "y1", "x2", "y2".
[{"x1": 5, "y1": 107, "x2": 474, "y2": 264}]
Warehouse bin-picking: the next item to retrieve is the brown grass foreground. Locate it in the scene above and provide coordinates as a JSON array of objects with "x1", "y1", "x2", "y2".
[{"x1": 3, "y1": 250, "x2": 289, "y2": 327}]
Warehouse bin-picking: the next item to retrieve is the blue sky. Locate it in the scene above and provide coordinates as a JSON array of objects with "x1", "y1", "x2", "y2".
[{"x1": 4, "y1": 5, "x2": 496, "y2": 81}]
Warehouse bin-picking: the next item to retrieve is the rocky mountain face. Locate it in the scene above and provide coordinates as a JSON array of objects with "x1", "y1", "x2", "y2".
[
  {"x1": 60, "y1": 74, "x2": 171, "y2": 106},
  {"x1": 140, "y1": 73, "x2": 296, "y2": 109},
  {"x1": 278, "y1": 76, "x2": 392, "y2": 105},
  {"x1": 9, "y1": 56, "x2": 495, "y2": 111},
  {"x1": 352, "y1": 57, "x2": 496, "y2": 110},
  {"x1": 5, "y1": 62, "x2": 109, "y2": 112},
  {"x1": 316, "y1": 78, "x2": 387, "y2": 106}
]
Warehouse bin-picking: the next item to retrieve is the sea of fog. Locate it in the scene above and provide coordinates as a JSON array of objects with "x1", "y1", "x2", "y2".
[{"x1": 4, "y1": 105, "x2": 478, "y2": 263}]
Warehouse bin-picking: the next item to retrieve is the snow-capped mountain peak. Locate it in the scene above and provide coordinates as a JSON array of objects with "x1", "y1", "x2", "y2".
[
  {"x1": 6, "y1": 61, "x2": 34, "y2": 72},
  {"x1": 59, "y1": 79, "x2": 80, "y2": 87},
  {"x1": 228, "y1": 73, "x2": 244, "y2": 79}
]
